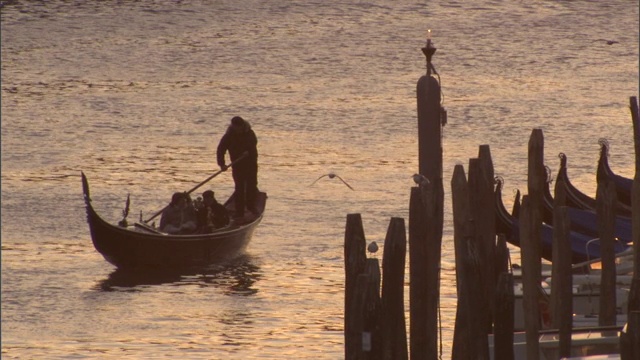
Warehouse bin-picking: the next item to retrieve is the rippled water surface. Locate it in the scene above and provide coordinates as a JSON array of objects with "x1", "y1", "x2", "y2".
[{"x1": 2, "y1": 0, "x2": 638, "y2": 359}]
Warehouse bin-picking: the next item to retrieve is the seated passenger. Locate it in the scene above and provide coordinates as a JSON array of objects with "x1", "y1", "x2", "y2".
[
  {"x1": 197, "y1": 190, "x2": 230, "y2": 232},
  {"x1": 159, "y1": 192, "x2": 198, "y2": 234}
]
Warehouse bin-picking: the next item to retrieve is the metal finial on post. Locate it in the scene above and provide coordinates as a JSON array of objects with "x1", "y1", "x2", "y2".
[{"x1": 422, "y1": 29, "x2": 437, "y2": 76}]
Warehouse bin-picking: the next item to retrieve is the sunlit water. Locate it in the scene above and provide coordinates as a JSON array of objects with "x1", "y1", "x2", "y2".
[{"x1": 1, "y1": 1, "x2": 638, "y2": 359}]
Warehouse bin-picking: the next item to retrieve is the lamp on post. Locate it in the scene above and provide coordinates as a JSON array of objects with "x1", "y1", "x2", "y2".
[{"x1": 422, "y1": 29, "x2": 437, "y2": 76}]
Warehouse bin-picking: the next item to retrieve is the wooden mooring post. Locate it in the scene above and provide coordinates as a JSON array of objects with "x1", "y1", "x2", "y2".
[
  {"x1": 468, "y1": 155, "x2": 495, "y2": 335},
  {"x1": 493, "y1": 235, "x2": 514, "y2": 360},
  {"x1": 630, "y1": 96, "x2": 639, "y2": 286},
  {"x1": 344, "y1": 215, "x2": 408, "y2": 360},
  {"x1": 596, "y1": 178, "x2": 618, "y2": 326},
  {"x1": 382, "y1": 217, "x2": 409, "y2": 360},
  {"x1": 621, "y1": 95, "x2": 640, "y2": 359},
  {"x1": 450, "y1": 163, "x2": 490, "y2": 359},
  {"x1": 519, "y1": 195, "x2": 541, "y2": 360},
  {"x1": 345, "y1": 213, "x2": 368, "y2": 359},
  {"x1": 411, "y1": 33, "x2": 445, "y2": 360},
  {"x1": 550, "y1": 202, "x2": 572, "y2": 357}
]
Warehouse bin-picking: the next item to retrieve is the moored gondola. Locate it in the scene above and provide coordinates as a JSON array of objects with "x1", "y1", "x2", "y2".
[
  {"x1": 556, "y1": 152, "x2": 633, "y2": 217},
  {"x1": 542, "y1": 170, "x2": 632, "y2": 243},
  {"x1": 597, "y1": 139, "x2": 633, "y2": 208},
  {"x1": 82, "y1": 172, "x2": 266, "y2": 269},
  {"x1": 494, "y1": 177, "x2": 629, "y2": 264}
]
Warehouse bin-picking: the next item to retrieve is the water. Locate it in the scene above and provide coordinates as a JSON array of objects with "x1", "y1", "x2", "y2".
[{"x1": 1, "y1": 0, "x2": 638, "y2": 358}]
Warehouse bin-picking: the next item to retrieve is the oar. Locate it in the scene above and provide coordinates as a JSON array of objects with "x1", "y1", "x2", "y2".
[{"x1": 142, "y1": 152, "x2": 248, "y2": 224}]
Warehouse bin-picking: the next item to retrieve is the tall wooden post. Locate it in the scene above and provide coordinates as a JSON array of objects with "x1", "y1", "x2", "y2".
[
  {"x1": 479, "y1": 145, "x2": 497, "y2": 327},
  {"x1": 596, "y1": 179, "x2": 617, "y2": 326},
  {"x1": 493, "y1": 272, "x2": 515, "y2": 360},
  {"x1": 519, "y1": 195, "x2": 541, "y2": 360},
  {"x1": 630, "y1": 96, "x2": 640, "y2": 280},
  {"x1": 550, "y1": 204, "x2": 572, "y2": 357},
  {"x1": 468, "y1": 155, "x2": 495, "y2": 334},
  {"x1": 413, "y1": 35, "x2": 444, "y2": 360},
  {"x1": 345, "y1": 213, "x2": 368, "y2": 360},
  {"x1": 451, "y1": 164, "x2": 472, "y2": 359},
  {"x1": 409, "y1": 187, "x2": 428, "y2": 359},
  {"x1": 417, "y1": 36, "x2": 443, "y2": 180},
  {"x1": 493, "y1": 235, "x2": 514, "y2": 360},
  {"x1": 623, "y1": 96, "x2": 640, "y2": 359},
  {"x1": 527, "y1": 129, "x2": 544, "y2": 273},
  {"x1": 364, "y1": 258, "x2": 383, "y2": 360},
  {"x1": 381, "y1": 217, "x2": 408, "y2": 360}
]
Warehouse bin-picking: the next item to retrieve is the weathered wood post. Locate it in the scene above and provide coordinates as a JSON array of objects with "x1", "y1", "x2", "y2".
[
  {"x1": 363, "y1": 258, "x2": 383, "y2": 360},
  {"x1": 345, "y1": 213, "x2": 368, "y2": 360},
  {"x1": 381, "y1": 217, "x2": 408, "y2": 360},
  {"x1": 630, "y1": 96, "x2": 639, "y2": 288},
  {"x1": 451, "y1": 164, "x2": 489, "y2": 359},
  {"x1": 409, "y1": 186, "x2": 428, "y2": 358},
  {"x1": 493, "y1": 235, "x2": 514, "y2": 360},
  {"x1": 478, "y1": 145, "x2": 497, "y2": 330},
  {"x1": 596, "y1": 178, "x2": 617, "y2": 326},
  {"x1": 550, "y1": 203, "x2": 572, "y2": 357},
  {"x1": 463, "y1": 220, "x2": 489, "y2": 360},
  {"x1": 417, "y1": 32, "x2": 443, "y2": 180},
  {"x1": 412, "y1": 32, "x2": 445, "y2": 360},
  {"x1": 451, "y1": 164, "x2": 472, "y2": 359},
  {"x1": 351, "y1": 272, "x2": 371, "y2": 360},
  {"x1": 468, "y1": 157, "x2": 494, "y2": 334},
  {"x1": 527, "y1": 129, "x2": 544, "y2": 274},
  {"x1": 622, "y1": 95, "x2": 640, "y2": 359},
  {"x1": 519, "y1": 195, "x2": 541, "y2": 360}
]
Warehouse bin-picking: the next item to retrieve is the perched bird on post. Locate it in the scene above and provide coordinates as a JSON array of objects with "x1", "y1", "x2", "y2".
[
  {"x1": 310, "y1": 172, "x2": 354, "y2": 190},
  {"x1": 412, "y1": 173, "x2": 430, "y2": 187},
  {"x1": 367, "y1": 241, "x2": 378, "y2": 256}
]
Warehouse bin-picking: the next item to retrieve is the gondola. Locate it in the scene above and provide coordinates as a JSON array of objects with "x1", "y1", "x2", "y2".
[
  {"x1": 597, "y1": 139, "x2": 633, "y2": 208},
  {"x1": 542, "y1": 169, "x2": 633, "y2": 244},
  {"x1": 555, "y1": 152, "x2": 633, "y2": 217},
  {"x1": 82, "y1": 172, "x2": 267, "y2": 269},
  {"x1": 494, "y1": 177, "x2": 629, "y2": 264}
]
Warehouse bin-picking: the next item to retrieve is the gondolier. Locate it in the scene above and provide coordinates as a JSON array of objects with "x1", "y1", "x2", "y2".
[{"x1": 217, "y1": 116, "x2": 259, "y2": 219}]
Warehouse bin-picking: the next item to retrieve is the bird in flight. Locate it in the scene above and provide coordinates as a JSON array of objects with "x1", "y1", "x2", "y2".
[
  {"x1": 310, "y1": 172, "x2": 354, "y2": 190},
  {"x1": 595, "y1": 39, "x2": 619, "y2": 45}
]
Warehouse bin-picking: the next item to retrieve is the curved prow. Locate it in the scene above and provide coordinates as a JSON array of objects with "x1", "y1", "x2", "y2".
[
  {"x1": 494, "y1": 177, "x2": 518, "y2": 246},
  {"x1": 81, "y1": 171, "x2": 91, "y2": 202},
  {"x1": 597, "y1": 139, "x2": 632, "y2": 208},
  {"x1": 556, "y1": 153, "x2": 597, "y2": 211},
  {"x1": 596, "y1": 139, "x2": 610, "y2": 185}
]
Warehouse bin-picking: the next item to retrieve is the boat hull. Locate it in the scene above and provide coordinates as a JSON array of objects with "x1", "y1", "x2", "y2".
[{"x1": 82, "y1": 172, "x2": 266, "y2": 269}]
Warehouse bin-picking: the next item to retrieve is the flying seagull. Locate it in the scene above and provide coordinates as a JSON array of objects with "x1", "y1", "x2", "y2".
[
  {"x1": 595, "y1": 39, "x2": 619, "y2": 45},
  {"x1": 412, "y1": 173, "x2": 430, "y2": 187},
  {"x1": 310, "y1": 172, "x2": 354, "y2": 190}
]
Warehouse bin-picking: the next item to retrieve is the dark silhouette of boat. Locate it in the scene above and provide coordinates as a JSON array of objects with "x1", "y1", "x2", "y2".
[
  {"x1": 596, "y1": 139, "x2": 633, "y2": 208},
  {"x1": 542, "y1": 168, "x2": 632, "y2": 244},
  {"x1": 82, "y1": 172, "x2": 266, "y2": 269},
  {"x1": 494, "y1": 177, "x2": 629, "y2": 264},
  {"x1": 555, "y1": 152, "x2": 632, "y2": 218}
]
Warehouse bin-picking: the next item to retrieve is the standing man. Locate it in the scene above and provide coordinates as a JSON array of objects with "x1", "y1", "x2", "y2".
[{"x1": 217, "y1": 116, "x2": 259, "y2": 218}]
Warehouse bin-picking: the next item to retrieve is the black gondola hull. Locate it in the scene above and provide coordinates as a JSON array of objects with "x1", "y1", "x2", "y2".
[{"x1": 82, "y1": 172, "x2": 266, "y2": 269}]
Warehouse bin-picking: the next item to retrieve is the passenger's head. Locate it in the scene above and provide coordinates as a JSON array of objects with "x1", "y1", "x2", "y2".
[
  {"x1": 170, "y1": 192, "x2": 188, "y2": 208},
  {"x1": 202, "y1": 190, "x2": 215, "y2": 204}
]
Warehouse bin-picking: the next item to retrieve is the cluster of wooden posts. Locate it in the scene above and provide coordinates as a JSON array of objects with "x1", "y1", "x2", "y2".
[{"x1": 343, "y1": 72, "x2": 640, "y2": 359}]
